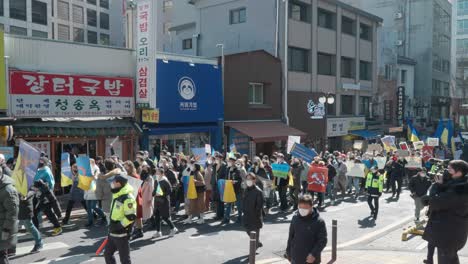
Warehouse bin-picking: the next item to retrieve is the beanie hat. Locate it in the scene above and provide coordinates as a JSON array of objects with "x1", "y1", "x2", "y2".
[{"x1": 114, "y1": 174, "x2": 128, "y2": 186}]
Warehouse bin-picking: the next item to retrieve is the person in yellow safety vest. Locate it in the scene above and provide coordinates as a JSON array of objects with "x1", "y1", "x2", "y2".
[
  {"x1": 104, "y1": 174, "x2": 136, "y2": 264},
  {"x1": 365, "y1": 166, "x2": 384, "y2": 221}
]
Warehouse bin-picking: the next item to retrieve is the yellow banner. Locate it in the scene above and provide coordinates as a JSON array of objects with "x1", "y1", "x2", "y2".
[
  {"x1": 0, "y1": 31, "x2": 5, "y2": 110},
  {"x1": 142, "y1": 109, "x2": 159, "y2": 123}
]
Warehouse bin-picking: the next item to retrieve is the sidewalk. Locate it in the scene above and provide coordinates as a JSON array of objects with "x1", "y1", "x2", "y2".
[{"x1": 257, "y1": 249, "x2": 468, "y2": 264}]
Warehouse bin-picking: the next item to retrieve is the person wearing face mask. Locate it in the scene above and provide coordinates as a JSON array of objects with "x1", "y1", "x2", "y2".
[
  {"x1": 212, "y1": 153, "x2": 227, "y2": 220},
  {"x1": 124, "y1": 161, "x2": 144, "y2": 240},
  {"x1": 62, "y1": 163, "x2": 87, "y2": 226},
  {"x1": 223, "y1": 157, "x2": 242, "y2": 224},
  {"x1": 290, "y1": 158, "x2": 303, "y2": 211},
  {"x1": 96, "y1": 158, "x2": 122, "y2": 221},
  {"x1": 140, "y1": 166, "x2": 154, "y2": 229},
  {"x1": 286, "y1": 194, "x2": 327, "y2": 264},
  {"x1": 104, "y1": 175, "x2": 136, "y2": 264},
  {"x1": 408, "y1": 168, "x2": 431, "y2": 222},
  {"x1": 174, "y1": 157, "x2": 188, "y2": 213},
  {"x1": 274, "y1": 153, "x2": 290, "y2": 211},
  {"x1": 204, "y1": 157, "x2": 214, "y2": 211},
  {"x1": 152, "y1": 169, "x2": 178, "y2": 238},
  {"x1": 184, "y1": 162, "x2": 206, "y2": 224},
  {"x1": 84, "y1": 159, "x2": 107, "y2": 228},
  {"x1": 335, "y1": 156, "x2": 348, "y2": 199},
  {"x1": 242, "y1": 173, "x2": 264, "y2": 250},
  {"x1": 364, "y1": 166, "x2": 384, "y2": 220},
  {"x1": 160, "y1": 159, "x2": 179, "y2": 211}
]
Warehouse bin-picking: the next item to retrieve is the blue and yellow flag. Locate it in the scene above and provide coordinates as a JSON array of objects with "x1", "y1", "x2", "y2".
[
  {"x1": 11, "y1": 141, "x2": 41, "y2": 196},
  {"x1": 76, "y1": 156, "x2": 93, "y2": 191},
  {"x1": 60, "y1": 153, "x2": 73, "y2": 187}
]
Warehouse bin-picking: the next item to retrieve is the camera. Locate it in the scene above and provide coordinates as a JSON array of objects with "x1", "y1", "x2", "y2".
[{"x1": 427, "y1": 158, "x2": 451, "y2": 182}]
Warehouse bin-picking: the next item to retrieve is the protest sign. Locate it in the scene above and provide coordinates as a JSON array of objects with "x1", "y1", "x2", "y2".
[
  {"x1": 191, "y1": 148, "x2": 207, "y2": 165},
  {"x1": 421, "y1": 146, "x2": 434, "y2": 162},
  {"x1": 345, "y1": 162, "x2": 366, "y2": 178},
  {"x1": 272, "y1": 163, "x2": 290, "y2": 179},
  {"x1": 405, "y1": 157, "x2": 422, "y2": 168},
  {"x1": 229, "y1": 144, "x2": 237, "y2": 153},
  {"x1": 353, "y1": 140, "x2": 364, "y2": 150},
  {"x1": 381, "y1": 135, "x2": 397, "y2": 152},
  {"x1": 366, "y1": 144, "x2": 383, "y2": 154},
  {"x1": 205, "y1": 144, "x2": 211, "y2": 154},
  {"x1": 11, "y1": 141, "x2": 41, "y2": 196},
  {"x1": 427, "y1": 137, "x2": 439, "y2": 147},
  {"x1": 77, "y1": 156, "x2": 93, "y2": 191},
  {"x1": 399, "y1": 142, "x2": 409, "y2": 150},
  {"x1": 287, "y1": 136, "x2": 301, "y2": 154},
  {"x1": 375, "y1": 157, "x2": 387, "y2": 170},
  {"x1": 290, "y1": 143, "x2": 317, "y2": 163},
  {"x1": 307, "y1": 165, "x2": 328, "y2": 193},
  {"x1": 396, "y1": 149, "x2": 410, "y2": 157},
  {"x1": 413, "y1": 141, "x2": 425, "y2": 150},
  {"x1": 60, "y1": 153, "x2": 73, "y2": 187}
]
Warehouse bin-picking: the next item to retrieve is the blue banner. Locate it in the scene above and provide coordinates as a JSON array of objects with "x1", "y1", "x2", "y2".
[
  {"x1": 76, "y1": 156, "x2": 92, "y2": 176},
  {"x1": 156, "y1": 59, "x2": 223, "y2": 124},
  {"x1": 229, "y1": 128, "x2": 249, "y2": 155},
  {"x1": 290, "y1": 143, "x2": 318, "y2": 163},
  {"x1": 12, "y1": 141, "x2": 41, "y2": 196},
  {"x1": 271, "y1": 163, "x2": 290, "y2": 179}
]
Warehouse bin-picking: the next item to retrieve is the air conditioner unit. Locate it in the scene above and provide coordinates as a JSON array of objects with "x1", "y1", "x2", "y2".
[
  {"x1": 394, "y1": 12, "x2": 403, "y2": 19},
  {"x1": 395, "y1": 40, "x2": 404, "y2": 46}
]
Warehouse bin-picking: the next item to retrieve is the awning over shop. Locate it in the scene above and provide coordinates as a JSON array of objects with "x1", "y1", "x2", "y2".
[
  {"x1": 13, "y1": 118, "x2": 140, "y2": 137},
  {"x1": 349, "y1": 130, "x2": 381, "y2": 140},
  {"x1": 226, "y1": 121, "x2": 307, "y2": 143}
]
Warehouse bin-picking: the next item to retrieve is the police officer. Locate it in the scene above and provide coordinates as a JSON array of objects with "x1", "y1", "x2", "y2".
[
  {"x1": 104, "y1": 175, "x2": 136, "y2": 264},
  {"x1": 365, "y1": 166, "x2": 384, "y2": 220}
]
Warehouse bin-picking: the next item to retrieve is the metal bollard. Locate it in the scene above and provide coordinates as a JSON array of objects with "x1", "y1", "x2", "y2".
[
  {"x1": 332, "y1": 219, "x2": 337, "y2": 261},
  {"x1": 249, "y1": 231, "x2": 257, "y2": 264}
]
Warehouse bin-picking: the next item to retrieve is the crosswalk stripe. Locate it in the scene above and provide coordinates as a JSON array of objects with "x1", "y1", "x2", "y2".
[
  {"x1": 15, "y1": 241, "x2": 69, "y2": 256},
  {"x1": 416, "y1": 241, "x2": 428, "y2": 250},
  {"x1": 31, "y1": 254, "x2": 96, "y2": 264}
]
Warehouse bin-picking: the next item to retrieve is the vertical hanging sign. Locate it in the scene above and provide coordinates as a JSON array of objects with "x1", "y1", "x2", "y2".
[{"x1": 136, "y1": 0, "x2": 156, "y2": 109}]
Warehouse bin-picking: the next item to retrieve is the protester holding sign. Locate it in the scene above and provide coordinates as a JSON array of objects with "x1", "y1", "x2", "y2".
[
  {"x1": 273, "y1": 153, "x2": 290, "y2": 211},
  {"x1": 307, "y1": 159, "x2": 329, "y2": 208},
  {"x1": 152, "y1": 168, "x2": 178, "y2": 238},
  {"x1": 388, "y1": 158, "x2": 405, "y2": 199},
  {"x1": 62, "y1": 162, "x2": 86, "y2": 225}
]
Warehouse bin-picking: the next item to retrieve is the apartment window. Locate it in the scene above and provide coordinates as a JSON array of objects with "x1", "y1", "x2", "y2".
[
  {"x1": 87, "y1": 0, "x2": 96, "y2": 5},
  {"x1": 73, "y1": 28, "x2": 84, "y2": 42},
  {"x1": 0, "y1": 0, "x2": 3, "y2": 17},
  {"x1": 360, "y1": 61, "x2": 372, "y2": 81},
  {"x1": 249, "y1": 83, "x2": 264, "y2": 105},
  {"x1": 100, "y1": 0, "x2": 109, "y2": 9},
  {"x1": 32, "y1": 30, "x2": 48, "y2": 38},
  {"x1": 318, "y1": 53, "x2": 335, "y2": 76},
  {"x1": 318, "y1": 8, "x2": 335, "y2": 30},
  {"x1": 384, "y1": 64, "x2": 393, "y2": 80},
  {"x1": 100, "y1": 33, "x2": 110, "y2": 45},
  {"x1": 432, "y1": 79, "x2": 441, "y2": 96},
  {"x1": 341, "y1": 95, "x2": 354, "y2": 115},
  {"x1": 230, "y1": 8, "x2": 246, "y2": 24},
  {"x1": 326, "y1": 100, "x2": 336, "y2": 116},
  {"x1": 289, "y1": 1, "x2": 310, "y2": 22},
  {"x1": 32, "y1": 0, "x2": 47, "y2": 25},
  {"x1": 443, "y1": 82, "x2": 449, "y2": 97},
  {"x1": 58, "y1": 24, "x2": 70, "y2": 40},
  {"x1": 400, "y1": 70, "x2": 407, "y2": 84},
  {"x1": 10, "y1": 0, "x2": 27, "y2": 21},
  {"x1": 163, "y1": 0, "x2": 173, "y2": 12},
  {"x1": 359, "y1": 96, "x2": 370, "y2": 116},
  {"x1": 360, "y1": 23, "x2": 372, "y2": 41},
  {"x1": 57, "y1": 1, "x2": 69, "y2": 21},
  {"x1": 341, "y1": 57, "x2": 355, "y2": 78},
  {"x1": 342, "y1": 16, "x2": 355, "y2": 35},
  {"x1": 100, "y1": 12, "x2": 109, "y2": 29},
  {"x1": 88, "y1": 30, "x2": 97, "y2": 44},
  {"x1": 163, "y1": 23, "x2": 171, "y2": 34},
  {"x1": 73, "y1": 5, "x2": 84, "y2": 24},
  {"x1": 87, "y1": 9, "x2": 97, "y2": 27},
  {"x1": 183, "y1": 39, "x2": 192, "y2": 50},
  {"x1": 458, "y1": 19, "x2": 468, "y2": 35},
  {"x1": 10, "y1": 26, "x2": 27, "y2": 36},
  {"x1": 288, "y1": 47, "x2": 309, "y2": 72}
]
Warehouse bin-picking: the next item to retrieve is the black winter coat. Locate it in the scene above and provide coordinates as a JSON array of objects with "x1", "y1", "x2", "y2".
[
  {"x1": 153, "y1": 177, "x2": 172, "y2": 219},
  {"x1": 423, "y1": 177, "x2": 468, "y2": 251},
  {"x1": 227, "y1": 167, "x2": 242, "y2": 194},
  {"x1": 409, "y1": 175, "x2": 431, "y2": 197},
  {"x1": 274, "y1": 162, "x2": 289, "y2": 187},
  {"x1": 389, "y1": 161, "x2": 405, "y2": 179},
  {"x1": 243, "y1": 185, "x2": 264, "y2": 230},
  {"x1": 286, "y1": 208, "x2": 327, "y2": 264},
  {"x1": 18, "y1": 193, "x2": 34, "y2": 220}
]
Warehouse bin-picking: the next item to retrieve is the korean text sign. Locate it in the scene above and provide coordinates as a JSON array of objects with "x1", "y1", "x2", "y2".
[{"x1": 9, "y1": 70, "x2": 134, "y2": 118}]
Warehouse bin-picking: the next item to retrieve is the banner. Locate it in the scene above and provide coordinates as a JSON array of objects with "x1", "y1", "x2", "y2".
[
  {"x1": 0, "y1": 147, "x2": 14, "y2": 161},
  {"x1": 413, "y1": 141, "x2": 425, "y2": 150},
  {"x1": 421, "y1": 146, "x2": 434, "y2": 162},
  {"x1": 405, "y1": 157, "x2": 422, "y2": 168},
  {"x1": 191, "y1": 148, "x2": 207, "y2": 165},
  {"x1": 182, "y1": 175, "x2": 197, "y2": 199},
  {"x1": 381, "y1": 135, "x2": 397, "y2": 152},
  {"x1": 60, "y1": 153, "x2": 73, "y2": 187},
  {"x1": 271, "y1": 163, "x2": 290, "y2": 179},
  {"x1": 307, "y1": 165, "x2": 328, "y2": 193},
  {"x1": 427, "y1": 137, "x2": 439, "y2": 147},
  {"x1": 287, "y1": 136, "x2": 301, "y2": 154},
  {"x1": 76, "y1": 156, "x2": 93, "y2": 191},
  {"x1": 375, "y1": 157, "x2": 387, "y2": 170},
  {"x1": 290, "y1": 143, "x2": 318, "y2": 163},
  {"x1": 11, "y1": 141, "x2": 41, "y2": 196},
  {"x1": 345, "y1": 162, "x2": 366, "y2": 178}
]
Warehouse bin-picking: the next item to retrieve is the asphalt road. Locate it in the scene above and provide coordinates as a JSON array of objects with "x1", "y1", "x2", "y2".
[{"x1": 11, "y1": 189, "x2": 466, "y2": 264}]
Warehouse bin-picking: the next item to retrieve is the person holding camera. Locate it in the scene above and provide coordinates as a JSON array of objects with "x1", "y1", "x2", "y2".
[
  {"x1": 423, "y1": 160, "x2": 468, "y2": 264},
  {"x1": 408, "y1": 168, "x2": 431, "y2": 222}
]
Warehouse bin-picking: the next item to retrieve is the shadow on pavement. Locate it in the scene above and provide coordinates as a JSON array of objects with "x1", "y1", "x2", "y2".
[
  {"x1": 222, "y1": 254, "x2": 250, "y2": 264},
  {"x1": 358, "y1": 216, "x2": 376, "y2": 228}
]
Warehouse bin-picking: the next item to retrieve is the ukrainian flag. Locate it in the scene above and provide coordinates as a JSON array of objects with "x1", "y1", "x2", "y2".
[{"x1": 407, "y1": 122, "x2": 420, "y2": 142}]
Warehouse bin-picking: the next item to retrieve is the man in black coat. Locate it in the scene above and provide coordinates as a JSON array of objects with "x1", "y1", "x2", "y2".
[
  {"x1": 286, "y1": 194, "x2": 327, "y2": 264},
  {"x1": 408, "y1": 168, "x2": 431, "y2": 221},
  {"x1": 389, "y1": 158, "x2": 405, "y2": 199},
  {"x1": 423, "y1": 160, "x2": 468, "y2": 264},
  {"x1": 243, "y1": 173, "x2": 264, "y2": 249}
]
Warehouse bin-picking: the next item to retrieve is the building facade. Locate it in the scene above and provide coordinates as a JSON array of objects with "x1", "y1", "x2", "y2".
[
  {"x1": 453, "y1": 0, "x2": 468, "y2": 131},
  {"x1": 0, "y1": 0, "x2": 125, "y2": 46}
]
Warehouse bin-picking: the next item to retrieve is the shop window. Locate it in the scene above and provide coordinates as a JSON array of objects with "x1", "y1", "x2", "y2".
[
  {"x1": 341, "y1": 95, "x2": 354, "y2": 115},
  {"x1": 318, "y1": 53, "x2": 335, "y2": 76},
  {"x1": 10, "y1": 0, "x2": 27, "y2": 21},
  {"x1": 289, "y1": 47, "x2": 310, "y2": 72},
  {"x1": 149, "y1": 133, "x2": 210, "y2": 160},
  {"x1": 249, "y1": 83, "x2": 264, "y2": 105},
  {"x1": 32, "y1": 0, "x2": 47, "y2": 25},
  {"x1": 318, "y1": 8, "x2": 335, "y2": 30}
]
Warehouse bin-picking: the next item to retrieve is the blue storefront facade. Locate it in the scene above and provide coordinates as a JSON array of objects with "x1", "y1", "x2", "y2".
[{"x1": 141, "y1": 57, "x2": 223, "y2": 158}]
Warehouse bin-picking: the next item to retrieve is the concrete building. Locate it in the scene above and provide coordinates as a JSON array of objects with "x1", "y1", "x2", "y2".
[
  {"x1": 0, "y1": 0, "x2": 125, "y2": 46},
  {"x1": 342, "y1": 0, "x2": 452, "y2": 131},
  {"x1": 153, "y1": 0, "x2": 381, "y2": 151}
]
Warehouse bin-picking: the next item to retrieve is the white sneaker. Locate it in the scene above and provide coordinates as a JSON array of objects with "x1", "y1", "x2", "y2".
[
  {"x1": 152, "y1": 231, "x2": 162, "y2": 238},
  {"x1": 169, "y1": 228, "x2": 178, "y2": 237},
  {"x1": 197, "y1": 218, "x2": 205, "y2": 224}
]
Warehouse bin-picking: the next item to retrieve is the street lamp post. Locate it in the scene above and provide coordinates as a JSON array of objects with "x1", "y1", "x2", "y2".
[{"x1": 319, "y1": 94, "x2": 335, "y2": 152}]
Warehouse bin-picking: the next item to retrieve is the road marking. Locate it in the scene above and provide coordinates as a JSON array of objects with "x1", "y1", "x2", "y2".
[
  {"x1": 256, "y1": 257, "x2": 286, "y2": 264},
  {"x1": 324, "y1": 202, "x2": 367, "y2": 213},
  {"x1": 31, "y1": 254, "x2": 95, "y2": 264},
  {"x1": 15, "y1": 241, "x2": 69, "y2": 256},
  {"x1": 324, "y1": 215, "x2": 414, "y2": 250},
  {"x1": 416, "y1": 241, "x2": 428, "y2": 250}
]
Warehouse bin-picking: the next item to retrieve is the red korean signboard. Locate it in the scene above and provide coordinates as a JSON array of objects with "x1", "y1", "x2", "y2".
[{"x1": 9, "y1": 70, "x2": 134, "y2": 118}]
